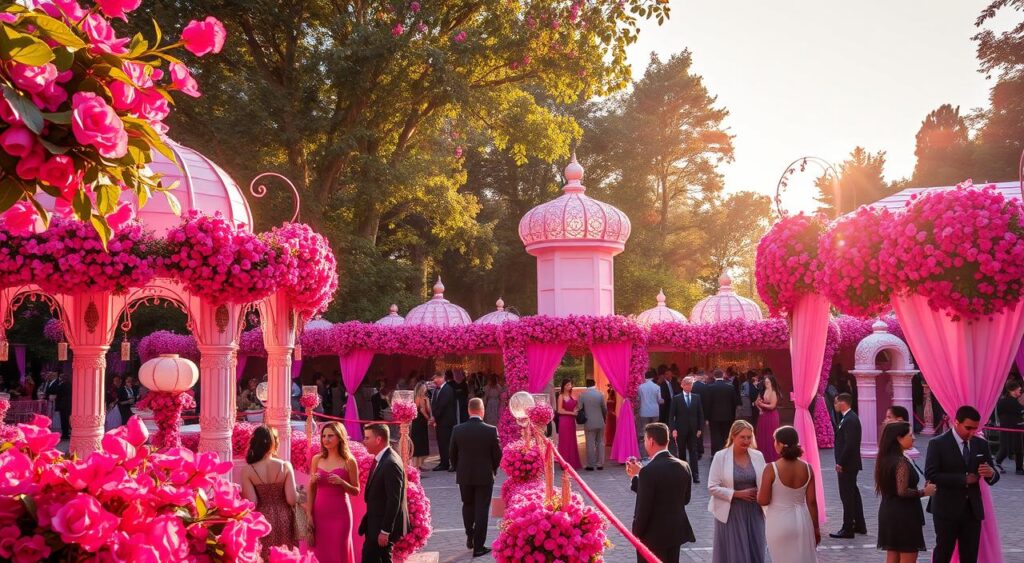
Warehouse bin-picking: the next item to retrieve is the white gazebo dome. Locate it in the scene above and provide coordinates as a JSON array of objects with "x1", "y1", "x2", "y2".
[
  {"x1": 304, "y1": 316, "x2": 333, "y2": 331},
  {"x1": 375, "y1": 304, "x2": 406, "y2": 327},
  {"x1": 690, "y1": 271, "x2": 764, "y2": 323},
  {"x1": 404, "y1": 277, "x2": 472, "y2": 327},
  {"x1": 636, "y1": 289, "x2": 688, "y2": 327},
  {"x1": 475, "y1": 298, "x2": 520, "y2": 325}
]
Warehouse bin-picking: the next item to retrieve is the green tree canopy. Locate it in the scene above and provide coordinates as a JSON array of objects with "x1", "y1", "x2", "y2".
[
  {"x1": 911, "y1": 104, "x2": 974, "y2": 187},
  {"x1": 814, "y1": 147, "x2": 891, "y2": 216}
]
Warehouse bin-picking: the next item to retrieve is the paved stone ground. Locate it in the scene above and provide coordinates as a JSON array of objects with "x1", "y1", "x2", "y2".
[{"x1": 419, "y1": 434, "x2": 1024, "y2": 563}]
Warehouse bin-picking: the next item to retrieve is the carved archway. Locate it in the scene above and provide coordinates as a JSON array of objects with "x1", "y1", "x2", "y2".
[{"x1": 850, "y1": 319, "x2": 919, "y2": 456}]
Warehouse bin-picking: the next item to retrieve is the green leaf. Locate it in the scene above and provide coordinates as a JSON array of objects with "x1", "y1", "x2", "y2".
[
  {"x1": 0, "y1": 25, "x2": 54, "y2": 65},
  {"x1": 137, "y1": 185, "x2": 148, "y2": 209},
  {"x1": 128, "y1": 33, "x2": 148, "y2": 58},
  {"x1": 52, "y1": 46, "x2": 74, "y2": 71},
  {"x1": 2, "y1": 84, "x2": 43, "y2": 134},
  {"x1": 17, "y1": 494, "x2": 36, "y2": 520},
  {"x1": 23, "y1": 14, "x2": 85, "y2": 50},
  {"x1": 72, "y1": 186, "x2": 91, "y2": 219},
  {"x1": 95, "y1": 182, "x2": 120, "y2": 215},
  {"x1": 151, "y1": 18, "x2": 163, "y2": 48},
  {"x1": 0, "y1": 177, "x2": 23, "y2": 213},
  {"x1": 38, "y1": 138, "x2": 69, "y2": 154},
  {"x1": 42, "y1": 110, "x2": 71, "y2": 124},
  {"x1": 164, "y1": 190, "x2": 181, "y2": 216},
  {"x1": 89, "y1": 215, "x2": 111, "y2": 250},
  {"x1": 123, "y1": 117, "x2": 175, "y2": 161},
  {"x1": 93, "y1": 64, "x2": 134, "y2": 86},
  {"x1": 26, "y1": 196, "x2": 49, "y2": 229},
  {"x1": 195, "y1": 489, "x2": 209, "y2": 518}
]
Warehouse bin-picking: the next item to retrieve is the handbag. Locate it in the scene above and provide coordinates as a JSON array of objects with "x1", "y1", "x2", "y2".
[
  {"x1": 294, "y1": 505, "x2": 310, "y2": 543},
  {"x1": 576, "y1": 408, "x2": 587, "y2": 425}
]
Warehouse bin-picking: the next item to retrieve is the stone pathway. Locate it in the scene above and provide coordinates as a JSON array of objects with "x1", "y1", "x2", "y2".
[{"x1": 419, "y1": 435, "x2": 1024, "y2": 562}]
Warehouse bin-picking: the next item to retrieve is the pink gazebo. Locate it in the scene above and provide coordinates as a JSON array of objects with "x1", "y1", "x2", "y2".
[
  {"x1": 690, "y1": 271, "x2": 764, "y2": 323},
  {"x1": 375, "y1": 304, "x2": 406, "y2": 326},
  {"x1": 405, "y1": 277, "x2": 472, "y2": 327},
  {"x1": 635, "y1": 290, "x2": 688, "y2": 328},
  {"x1": 474, "y1": 298, "x2": 520, "y2": 325}
]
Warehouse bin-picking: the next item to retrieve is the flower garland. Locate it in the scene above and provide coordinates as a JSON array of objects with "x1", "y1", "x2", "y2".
[
  {"x1": 137, "y1": 330, "x2": 201, "y2": 363},
  {"x1": 0, "y1": 415, "x2": 268, "y2": 561},
  {"x1": 647, "y1": 317, "x2": 790, "y2": 351},
  {"x1": 818, "y1": 206, "x2": 893, "y2": 317},
  {"x1": 755, "y1": 214, "x2": 827, "y2": 316},
  {"x1": 498, "y1": 440, "x2": 544, "y2": 485},
  {"x1": 135, "y1": 391, "x2": 195, "y2": 449},
  {"x1": 263, "y1": 223, "x2": 339, "y2": 319},
  {"x1": 0, "y1": 229, "x2": 31, "y2": 289},
  {"x1": 879, "y1": 182, "x2": 1024, "y2": 320},
  {"x1": 391, "y1": 401, "x2": 417, "y2": 424},
  {"x1": 811, "y1": 320, "x2": 840, "y2": 448}
]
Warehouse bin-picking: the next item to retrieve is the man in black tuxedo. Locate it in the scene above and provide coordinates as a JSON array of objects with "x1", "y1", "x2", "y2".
[
  {"x1": 657, "y1": 365, "x2": 672, "y2": 424},
  {"x1": 626, "y1": 423, "x2": 694, "y2": 563},
  {"x1": 430, "y1": 372, "x2": 456, "y2": 471},
  {"x1": 450, "y1": 398, "x2": 501, "y2": 557},
  {"x1": 691, "y1": 372, "x2": 708, "y2": 459},
  {"x1": 830, "y1": 392, "x2": 866, "y2": 538},
  {"x1": 359, "y1": 423, "x2": 409, "y2": 563},
  {"x1": 925, "y1": 405, "x2": 1000, "y2": 563},
  {"x1": 704, "y1": 369, "x2": 739, "y2": 454},
  {"x1": 995, "y1": 380, "x2": 1024, "y2": 474},
  {"x1": 668, "y1": 376, "x2": 704, "y2": 483}
]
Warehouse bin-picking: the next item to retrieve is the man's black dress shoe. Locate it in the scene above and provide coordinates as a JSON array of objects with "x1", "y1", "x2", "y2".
[
  {"x1": 466, "y1": 537, "x2": 473, "y2": 549},
  {"x1": 1016, "y1": 468, "x2": 1024, "y2": 475},
  {"x1": 472, "y1": 547, "x2": 492, "y2": 557},
  {"x1": 829, "y1": 530, "x2": 855, "y2": 539},
  {"x1": 693, "y1": 478, "x2": 700, "y2": 484},
  {"x1": 596, "y1": 466, "x2": 603, "y2": 470},
  {"x1": 584, "y1": 466, "x2": 594, "y2": 471},
  {"x1": 854, "y1": 526, "x2": 868, "y2": 535},
  {"x1": 432, "y1": 465, "x2": 449, "y2": 472}
]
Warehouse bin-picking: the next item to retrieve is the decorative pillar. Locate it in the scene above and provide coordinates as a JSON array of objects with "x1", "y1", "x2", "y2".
[
  {"x1": 922, "y1": 383, "x2": 935, "y2": 435},
  {"x1": 849, "y1": 369, "x2": 881, "y2": 456},
  {"x1": 888, "y1": 369, "x2": 920, "y2": 457},
  {"x1": 194, "y1": 300, "x2": 244, "y2": 466},
  {"x1": 69, "y1": 344, "x2": 108, "y2": 455},
  {"x1": 260, "y1": 292, "x2": 298, "y2": 462}
]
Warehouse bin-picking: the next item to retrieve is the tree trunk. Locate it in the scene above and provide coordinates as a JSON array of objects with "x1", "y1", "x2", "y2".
[{"x1": 357, "y1": 207, "x2": 381, "y2": 245}]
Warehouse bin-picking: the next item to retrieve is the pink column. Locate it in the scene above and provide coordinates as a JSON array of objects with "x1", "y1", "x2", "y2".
[
  {"x1": 261, "y1": 292, "x2": 297, "y2": 462},
  {"x1": 849, "y1": 369, "x2": 880, "y2": 456},
  {"x1": 921, "y1": 384, "x2": 935, "y2": 435},
  {"x1": 69, "y1": 344, "x2": 109, "y2": 455},
  {"x1": 195, "y1": 302, "x2": 244, "y2": 466},
  {"x1": 888, "y1": 369, "x2": 920, "y2": 457}
]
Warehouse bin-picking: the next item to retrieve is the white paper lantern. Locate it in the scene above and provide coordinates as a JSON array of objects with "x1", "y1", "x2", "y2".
[{"x1": 138, "y1": 354, "x2": 198, "y2": 393}]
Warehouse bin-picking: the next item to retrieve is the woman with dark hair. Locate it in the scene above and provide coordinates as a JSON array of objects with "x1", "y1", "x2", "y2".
[
  {"x1": 309, "y1": 421, "x2": 359, "y2": 563},
  {"x1": 241, "y1": 425, "x2": 298, "y2": 559},
  {"x1": 875, "y1": 421, "x2": 934, "y2": 562},
  {"x1": 754, "y1": 375, "x2": 781, "y2": 462},
  {"x1": 758, "y1": 426, "x2": 819, "y2": 562},
  {"x1": 556, "y1": 378, "x2": 582, "y2": 469}
]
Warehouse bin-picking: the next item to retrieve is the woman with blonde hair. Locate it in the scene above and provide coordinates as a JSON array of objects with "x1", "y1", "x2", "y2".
[
  {"x1": 708, "y1": 419, "x2": 767, "y2": 562},
  {"x1": 411, "y1": 381, "x2": 431, "y2": 468},
  {"x1": 241, "y1": 425, "x2": 298, "y2": 559},
  {"x1": 309, "y1": 421, "x2": 359, "y2": 563}
]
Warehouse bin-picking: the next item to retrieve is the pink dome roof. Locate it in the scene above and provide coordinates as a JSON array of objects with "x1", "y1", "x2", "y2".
[
  {"x1": 474, "y1": 298, "x2": 520, "y2": 325},
  {"x1": 304, "y1": 317, "x2": 333, "y2": 331},
  {"x1": 34, "y1": 142, "x2": 254, "y2": 235},
  {"x1": 405, "y1": 278, "x2": 472, "y2": 327},
  {"x1": 690, "y1": 271, "x2": 764, "y2": 323},
  {"x1": 636, "y1": 290, "x2": 688, "y2": 327},
  {"x1": 518, "y1": 155, "x2": 631, "y2": 253},
  {"x1": 375, "y1": 304, "x2": 406, "y2": 327}
]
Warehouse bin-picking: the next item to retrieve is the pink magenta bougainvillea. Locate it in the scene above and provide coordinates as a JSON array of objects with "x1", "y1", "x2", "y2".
[
  {"x1": 879, "y1": 182, "x2": 1024, "y2": 320},
  {"x1": 137, "y1": 330, "x2": 201, "y2": 363},
  {"x1": 298, "y1": 393, "x2": 321, "y2": 411},
  {"x1": 135, "y1": 390, "x2": 195, "y2": 449},
  {"x1": 818, "y1": 206, "x2": 893, "y2": 317},
  {"x1": 390, "y1": 400, "x2": 417, "y2": 424},
  {"x1": 262, "y1": 223, "x2": 339, "y2": 319},
  {"x1": 43, "y1": 318, "x2": 63, "y2": 342},
  {"x1": 755, "y1": 213, "x2": 827, "y2": 316},
  {"x1": 0, "y1": 415, "x2": 268, "y2": 561},
  {"x1": 526, "y1": 403, "x2": 554, "y2": 426},
  {"x1": 498, "y1": 439, "x2": 544, "y2": 485}
]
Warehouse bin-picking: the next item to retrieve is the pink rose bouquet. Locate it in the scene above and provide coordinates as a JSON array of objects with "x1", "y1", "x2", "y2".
[
  {"x1": 818, "y1": 206, "x2": 893, "y2": 317},
  {"x1": 493, "y1": 487, "x2": 610, "y2": 562},
  {"x1": 527, "y1": 403, "x2": 554, "y2": 426},
  {"x1": 299, "y1": 393, "x2": 321, "y2": 411},
  {"x1": 0, "y1": 1, "x2": 225, "y2": 241},
  {"x1": 879, "y1": 181, "x2": 1024, "y2": 320},
  {"x1": 391, "y1": 400, "x2": 417, "y2": 424},
  {"x1": 499, "y1": 440, "x2": 544, "y2": 484},
  {"x1": 755, "y1": 214, "x2": 826, "y2": 316},
  {"x1": 135, "y1": 390, "x2": 196, "y2": 449},
  {"x1": 263, "y1": 223, "x2": 339, "y2": 319}
]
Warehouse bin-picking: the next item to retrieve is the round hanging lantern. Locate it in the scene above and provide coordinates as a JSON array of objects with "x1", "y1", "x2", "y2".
[{"x1": 138, "y1": 353, "x2": 198, "y2": 393}]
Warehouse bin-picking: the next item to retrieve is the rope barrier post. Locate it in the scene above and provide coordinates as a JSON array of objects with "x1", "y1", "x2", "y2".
[{"x1": 544, "y1": 440, "x2": 554, "y2": 502}]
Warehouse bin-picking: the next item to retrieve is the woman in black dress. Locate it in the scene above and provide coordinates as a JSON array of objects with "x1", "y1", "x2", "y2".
[
  {"x1": 410, "y1": 381, "x2": 431, "y2": 470},
  {"x1": 874, "y1": 421, "x2": 935, "y2": 562}
]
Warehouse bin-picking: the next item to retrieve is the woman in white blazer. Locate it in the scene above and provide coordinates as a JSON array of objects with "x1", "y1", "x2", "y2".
[{"x1": 707, "y1": 420, "x2": 768, "y2": 562}]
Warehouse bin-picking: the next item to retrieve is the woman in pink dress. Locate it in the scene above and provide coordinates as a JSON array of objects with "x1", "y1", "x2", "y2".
[
  {"x1": 308, "y1": 421, "x2": 359, "y2": 563},
  {"x1": 556, "y1": 379, "x2": 582, "y2": 469},
  {"x1": 755, "y1": 374, "x2": 782, "y2": 463}
]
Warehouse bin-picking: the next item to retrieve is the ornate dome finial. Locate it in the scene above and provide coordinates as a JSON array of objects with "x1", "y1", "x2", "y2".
[
  {"x1": 656, "y1": 289, "x2": 666, "y2": 306},
  {"x1": 872, "y1": 318, "x2": 888, "y2": 333},
  {"x1": 718, "y1": 270, "x2": 733, "y2": 292},
  {"x1": 389, "y1": 304, "x2": 399, "y2": 315},
  {"x1": 496, "y1": 297, "x2": 505, "y2": 311},
  {"x1": 432, "y1": 276, "x2": 445, "y2": 298},
  {"x1": 563, "y1": 153, "x2": 585, "y2": 192}
]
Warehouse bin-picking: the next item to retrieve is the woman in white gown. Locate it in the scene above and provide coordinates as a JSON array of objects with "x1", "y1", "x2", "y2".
[{"x1": 757, "y1": 426, "x2": 819, "y2": 563}]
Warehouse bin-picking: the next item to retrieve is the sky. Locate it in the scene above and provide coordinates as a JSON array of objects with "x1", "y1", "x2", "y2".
[{"x1": 628, "y1": 1, "x2": 1005, "y2": 213}]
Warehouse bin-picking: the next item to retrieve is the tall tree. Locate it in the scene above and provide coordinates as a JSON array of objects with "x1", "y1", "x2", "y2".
[
  {"x1": 972, "y1": 1, "x2": 1024, "y2": 181},
  {"x1": 814, "y1": 147, "x2": 891, "y2": 216},
  {"x1": 911, "y1": 104, "x2": 974, "y2": 187}
]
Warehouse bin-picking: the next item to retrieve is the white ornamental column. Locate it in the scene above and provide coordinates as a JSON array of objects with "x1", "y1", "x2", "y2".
[
  {"x1": 69, "y1": 344, "x2": 109, "y2": 455},
  {"x1": 849, "y1": 369, "x2": 881, "y2": 456},
  {"x1": 260, "y1": 292, "x2": 298, "y2": 461},
  {"x1": 195, "y1": 301, "x2": 244, "y2": 466},
  {"x1": 888, "y1": 369, "x2": 921, "y2": 457}
]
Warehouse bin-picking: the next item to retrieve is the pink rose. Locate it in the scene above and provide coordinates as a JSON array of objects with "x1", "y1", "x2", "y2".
[
  {"x1": 0, "y1": 126, "x2": 35, "y2": 158},
  {"x1": 169, "y1": 63, "x2": 200, "y2": 97},
  {"x1": 50, "y1": 494, "x2": 118, "y2": 552},
  {"x1": 134, "y1": 88, "x2": 170, "y2": 124},
  {"x1": 453, "y1": 30, "x2": 467, "y2": 43},
  {"x1": 0, "y1": 98, "x2": 22, "y2": 125},
  {"x1": 95, "y1": 0, "x2": 141, "y2": 21},
  {"x1": 14, "y1": 145, "x2": 45, "y2": 181},
  {"x1": 31, "y1": 80, "x2": 68, "y2": 111},
  {"x1": 391, "y1": 23, "x2": 404, "y2": 37},
  {"x1": 38, "y1": 155, "x2": 79, "y2": 193},
  {"x1": 145, "y1": 515, "x2": 188, "y2": 560},
  {"x1": 180, "y1": 17, "x2": 227, "y2": 56},
  {"x1": 71, "y1": 92, "x2": 128, "y2": 158},
  {"x1": 40, "y1": 0, "x2": 87, "y2": 23},
  {"x1": 1, "y1": 201, "x2": 37, "y2": 236},
  {"x1": 81, "y1": 13, "x2": 129, "y2": 55},
  {"x1": 8, "y1": 62, "x2": 58, "y2": 94},
  {"x1": 11, "y1": 535, "x2": 49, "y2": 563},
  {"x1": 109, "y1": 80, "x2": 139, "y2": 111}
]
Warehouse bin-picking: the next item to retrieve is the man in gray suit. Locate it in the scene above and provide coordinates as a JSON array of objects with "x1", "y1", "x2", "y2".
[{"x1": 579, "y1": 378, "x2": 608, "y2": 471}]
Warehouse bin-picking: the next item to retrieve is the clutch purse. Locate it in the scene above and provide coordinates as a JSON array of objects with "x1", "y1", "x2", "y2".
[{"x1": 295, "y1": 506, "x2": 310, "y2": 544}]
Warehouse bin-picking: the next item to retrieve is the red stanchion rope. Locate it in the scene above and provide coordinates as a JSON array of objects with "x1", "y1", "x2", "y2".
[{"x1": 546, "y1": 438, "x2": 662, "y2": 563}]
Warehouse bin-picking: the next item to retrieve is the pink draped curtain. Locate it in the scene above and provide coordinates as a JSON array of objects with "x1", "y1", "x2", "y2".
[
  {"x1": 235, "y1": 355, "x2": 248, "y2": 381},
  {"x1": 591, "y1": 341, "x2": 640, "y2": 462},
  {"x1": 892, "y1": 294, "x2": 1024, "y2": 563},
  {"x1": 525, "y1": 343, "x2": 568, "y2": 393},
  {"x1": 789, "y1": 293, "x2": 830, "y2": 525},
  {"x1": 339, "y1": 350, "x2": 375, "y2": 439},
  {"x1": 1015, "y1": 336, "x2": 1024, "y2": 376},
  {"x1": 14, "y1": 345, "x2": 26, "y2": 384}
]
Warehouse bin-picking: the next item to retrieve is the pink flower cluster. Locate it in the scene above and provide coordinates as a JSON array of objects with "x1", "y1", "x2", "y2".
[
  {"x1": 239, "y1": 328, "x2": 266, "y2": 356},
  {"x1": 391, "y1": 400, "x2": 417, "y2": 424},
  {"x1": 811, "y1": 320, "x2": 840, "y2": 448},
  {"x1": 494, "y1": 482, "x2": 609, "y2": 562},
  {"x1": 43, "y1": 318, "x2": 64, "y2": 343},
  {"x1": 0, "y1": 415, "x2": 268, "y2": 561},
  {"x1": 818, "y1": 206, "x2": 893, "y2": 317},
  {"x1": 263, "y1": 223, "x2": 339, "y2": 319},
  {"x1": 137, "y1": 330, "x2": 201, "y2": 363},
  {"x1": 878, "y1": 182, "x2": 1024, "y2": 320},
  {"x1": 833, "y1": 315, "x2": 903, "y2": 349},
  {"x1": 526, "y1": 403, "x2": 554, "y2": 426},
  {"x1": 755, "y1": 214, "x2": 826, "y2": 316},
  {"x1": 647, "y1": 318, "x2": 790, "y2": 352},
  {"x1": 499, "y1": 440, "x2": 544, "y2": 484},
  {"x1": 0, "y1": 397, "x2": 8, "y2": 422},
  {"x1": 161, "y1": 211, "x2": 289, "y2": 306},
  {"x1": 135, "y1": 390, "x2": 196, "y2": 449},
  {"x1": 269, "y1": 544, "x2": 318, "y2": 562},
  {"x1": 299, "y1": 393, "x2": 321, "y2": 411}
]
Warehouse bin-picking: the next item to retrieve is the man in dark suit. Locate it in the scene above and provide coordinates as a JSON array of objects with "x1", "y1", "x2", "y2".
[
  {"x1": 430, "y1": 372, "x2": 456, "y2": 471},
  {"x1": 830, "y1": 392, "x2": 866, "y2": 538},
  {"x1": 668, "y1": 376, "x2": 704, "y2": 483},
  {"x1": 995, "y1": 380, "x2": 1024, "y2": 474},
  {"x1": 657, "y1": 365, "x2": 672, "y2": 424},
  {"x1": 359, "y1": 423, "x2": 410, "y2": 563},
  {"x1": 925, "y1": 405, "x2": 1000, "y2": 563},
  {"x1": 626, "y1": 422, "x2": 694, "y2": 563},
  {"x1": 704, "y1": 369, "x2": 739, "y2": 454},
  {"x1": 691, "y1": 372, "x2": 708, "y2": 459},
  {"x1": 450, "y1": 398, "x2": 501, "y2": 557}
]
